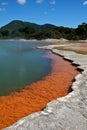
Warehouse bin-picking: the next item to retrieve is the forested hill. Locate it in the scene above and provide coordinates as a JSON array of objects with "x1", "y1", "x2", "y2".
[{"x1": 0, "y1": 20, "x2": 87, "y2": 40}]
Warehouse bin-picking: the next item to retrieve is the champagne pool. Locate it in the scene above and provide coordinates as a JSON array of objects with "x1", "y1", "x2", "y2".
[{"x1": 0, "y1": 40, "x2": 52, "y2": 96}]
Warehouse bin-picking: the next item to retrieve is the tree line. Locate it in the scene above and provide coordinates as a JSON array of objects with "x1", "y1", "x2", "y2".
[{"x1": 0, "y1": 21, "x2": 87, "y2": 40}]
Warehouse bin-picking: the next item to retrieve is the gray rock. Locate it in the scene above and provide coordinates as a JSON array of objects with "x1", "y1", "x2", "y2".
[{"x1": 4, "y1": 46, "x2": 87, "y2": 130}]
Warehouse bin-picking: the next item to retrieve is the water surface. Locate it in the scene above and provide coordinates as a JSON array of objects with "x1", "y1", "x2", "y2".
[{"x1": 0, "y1": 40, "x2": 52, "y2": 95}]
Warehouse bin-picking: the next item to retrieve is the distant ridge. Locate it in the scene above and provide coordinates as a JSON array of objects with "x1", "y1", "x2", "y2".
[
  {"x1": 0, "y1": 20, "x2": 87, "y2": 40},
  {"x1": 0, "y1": 20, "x2": 57, "y2": 39},
  {"x1": 0, "y1": 20, "x2": 57, "y2": 32}
]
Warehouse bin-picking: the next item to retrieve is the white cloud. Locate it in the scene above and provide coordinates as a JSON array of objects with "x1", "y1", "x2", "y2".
[
  {"x1": 1, "y1": 2, "x2": 8, "y2": 5},
  {"x1": 17, "y1": 0, "x2": 26, "y2": 5},
  {"x1": 36, "y1": 0, "x2": 44, "y2": 4},
  {"x1": 83, "y1": 1, "x2": 87, "y2": 5},
  {"x1": 0, "y1": 8, "x2": 5, "y2": 12},
  {"x1": 50, "y1": 0, "x2": 56, "y2": 5}
]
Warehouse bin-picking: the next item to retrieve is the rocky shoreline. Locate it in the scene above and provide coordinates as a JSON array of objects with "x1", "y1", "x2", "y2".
[{"x1": 4, "y1": 44, "x2": 87, "y2": 130}]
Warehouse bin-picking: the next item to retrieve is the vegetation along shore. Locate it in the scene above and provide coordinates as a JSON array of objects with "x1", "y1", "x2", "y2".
[{"x1": 0, "y1": 20, "x2": 87, "y2": 40}]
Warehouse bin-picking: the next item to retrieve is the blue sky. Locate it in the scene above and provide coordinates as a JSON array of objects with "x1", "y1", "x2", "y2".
[{"x1": 0, "y1": 0, "x2": 87, "y2": 28}]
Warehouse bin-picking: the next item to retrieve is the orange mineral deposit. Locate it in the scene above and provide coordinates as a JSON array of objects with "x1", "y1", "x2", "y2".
[{"x1": 0, "y1": 51, "x2": 79, "y2": 129}]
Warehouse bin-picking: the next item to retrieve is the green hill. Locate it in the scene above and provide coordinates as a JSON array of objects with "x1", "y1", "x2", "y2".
[
  {"x1": 0, "y1": 20, "x2": 87, "y2": 40},
  {"x1": 0, "y1": 20, "x2": 57, "y2": 39}
]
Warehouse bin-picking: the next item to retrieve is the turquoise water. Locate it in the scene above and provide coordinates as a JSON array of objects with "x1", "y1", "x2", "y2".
[{"x1": 0, "y1": 40, "x2": 52, "y2": 96}]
